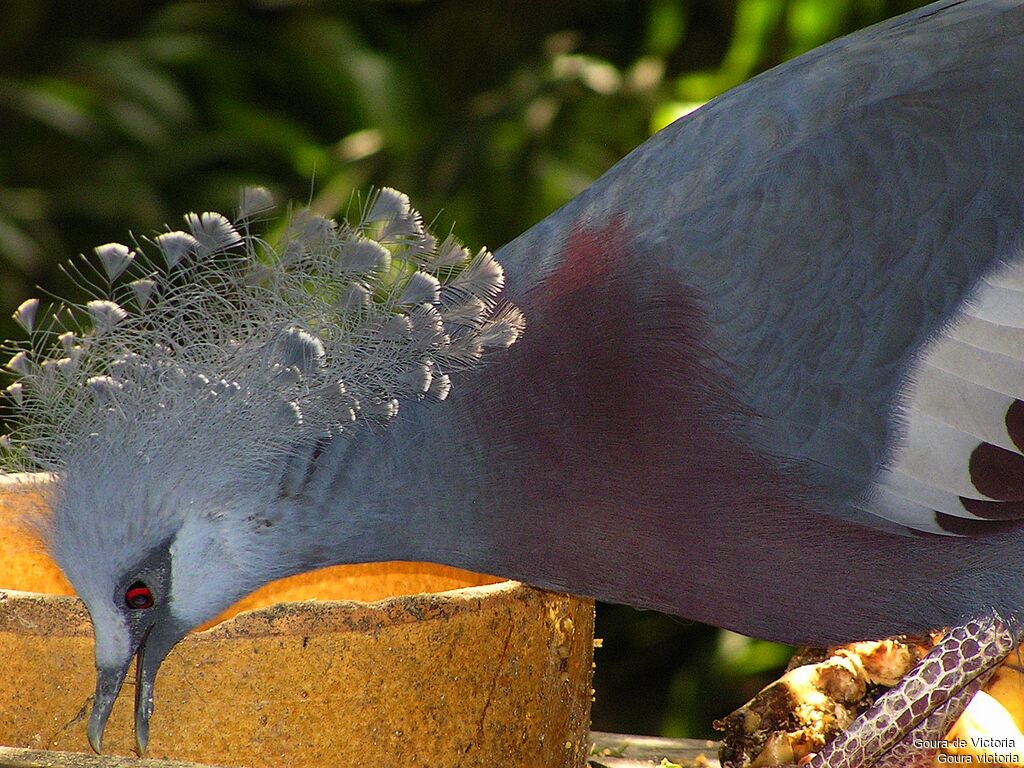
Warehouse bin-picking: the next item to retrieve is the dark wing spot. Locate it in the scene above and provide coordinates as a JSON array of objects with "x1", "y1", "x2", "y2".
[
  {"x1": 1006, "y1": 400, "x2": 1024, "y2": 452},
  {"x1": 959, "y1": 496, "x2": 1024, "y2": 520},
  {"x1": 968, "y1": 442, "x2": 1024, "y2": 500},
  {"x1": 935, "y1": 511, "x2": 1024, "y2": 535}
]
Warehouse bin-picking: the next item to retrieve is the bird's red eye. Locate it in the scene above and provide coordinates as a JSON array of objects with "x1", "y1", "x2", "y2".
[{"x1": 125, "y1": 582, "x2": 154, "y2": 610}]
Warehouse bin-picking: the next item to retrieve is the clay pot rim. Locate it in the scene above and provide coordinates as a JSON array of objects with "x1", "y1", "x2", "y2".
[{"x1": 0, "y1": 579, "x2": 525, "y2": 639}]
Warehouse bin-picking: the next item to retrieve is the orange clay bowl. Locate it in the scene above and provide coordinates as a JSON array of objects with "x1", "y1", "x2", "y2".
[{"x1": 0, "y1": 473, "x2": 595, "y2": 768}]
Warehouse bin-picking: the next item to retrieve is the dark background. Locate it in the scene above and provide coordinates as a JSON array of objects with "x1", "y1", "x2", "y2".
[{"x1": 0, "y1": 0, "x2": 928, "y2": 738}]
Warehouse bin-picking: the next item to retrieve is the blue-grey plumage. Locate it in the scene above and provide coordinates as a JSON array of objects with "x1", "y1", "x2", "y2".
[
  {"x1": 5, "y1": 0, "x2": 1024, "y2": 760},
  {"x1": 340, "y1": 0, "x2": 1024, "y2": 645}
]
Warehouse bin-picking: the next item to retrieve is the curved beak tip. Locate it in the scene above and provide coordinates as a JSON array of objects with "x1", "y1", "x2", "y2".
[
  {"x1": 86, "y1": 679, "x2": 117, "y2": 757},
  {"x1": 135, "y1": 727, "x2": 149, "y2": 757},
  {"x1": 88, "y1": 656, "x2": 132, "y2": 756},
  {"x1": 86, "y1": 723, "x2": 102, "y2": 755}
]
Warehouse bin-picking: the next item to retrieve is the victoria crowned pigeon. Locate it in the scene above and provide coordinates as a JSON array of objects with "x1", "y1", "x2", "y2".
[{"x1": 4, "y1": 1, "x2": 1024, "y2": 765}]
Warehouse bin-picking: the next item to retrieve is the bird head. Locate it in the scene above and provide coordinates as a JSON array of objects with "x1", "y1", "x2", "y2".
[
  {"x1": 50, "y1": 471, "x2": 189, "y2": 756},
  {"x1": 2, "y1": 187, "x2": 523, "y2": 754},
  {"x1": 48, "y1": 430, "x2": 281, "y2": 755}
]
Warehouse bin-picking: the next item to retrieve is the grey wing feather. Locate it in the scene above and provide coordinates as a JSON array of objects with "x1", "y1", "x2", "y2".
[{"x1": 495, "y1": 0, "x2": 1024, "y2": 534}]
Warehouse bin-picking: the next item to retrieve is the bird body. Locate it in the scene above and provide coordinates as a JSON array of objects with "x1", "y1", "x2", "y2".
[
  {"x1": 5, "y1": 0, "x2": 1024, "y2": 758},
  {"x1": 339, "y1": 0, "x2": 1024, "y2": 646}
]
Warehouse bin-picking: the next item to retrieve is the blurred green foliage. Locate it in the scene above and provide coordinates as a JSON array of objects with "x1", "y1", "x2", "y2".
[{"x1": 0, "y1": 0, "x2": 927, "y2": 739}]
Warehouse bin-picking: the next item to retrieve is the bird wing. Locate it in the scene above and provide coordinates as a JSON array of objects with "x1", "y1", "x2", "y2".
[
  {"x1": 861, "y1": 272, "x2": 1024, "y2": 535},
  {"x1": 494, "y1": 0, "x2": 1024, "y2": 537}
]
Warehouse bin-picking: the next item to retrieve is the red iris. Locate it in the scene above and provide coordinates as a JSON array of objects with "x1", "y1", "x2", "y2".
[{"x1": 125, "y1": 582, "x2": 154, "y2": 609}]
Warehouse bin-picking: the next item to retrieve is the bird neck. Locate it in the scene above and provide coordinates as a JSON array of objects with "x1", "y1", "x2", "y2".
[
  {"x1": 250, "y1": 216, "x2": 1021, "y2": 648},
  {"x1": 271, "y1": 217, "x2": 733, "y2": 585},
  {"x1": 259, "y1": 413, "x2": 503, "y2": 576},
  {"x1": 267, "y1": 218, "x2": 730, "y2": 587}
]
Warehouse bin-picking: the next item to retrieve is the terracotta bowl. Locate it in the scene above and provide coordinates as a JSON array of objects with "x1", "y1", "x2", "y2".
[{"x1": 0, "y1": 474, "x2": 594, "y2": 767}]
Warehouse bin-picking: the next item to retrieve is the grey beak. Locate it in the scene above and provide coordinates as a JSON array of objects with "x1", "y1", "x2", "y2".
[
  {"x1": 87, "y1": 658, "x2": 131, "y2": 754},
  {"x1": 87, "y1": 627, "x2": 159, "y2": 756},
  {"x1": 134, "y1": 634, "x2": 158, "y2": 756}
]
